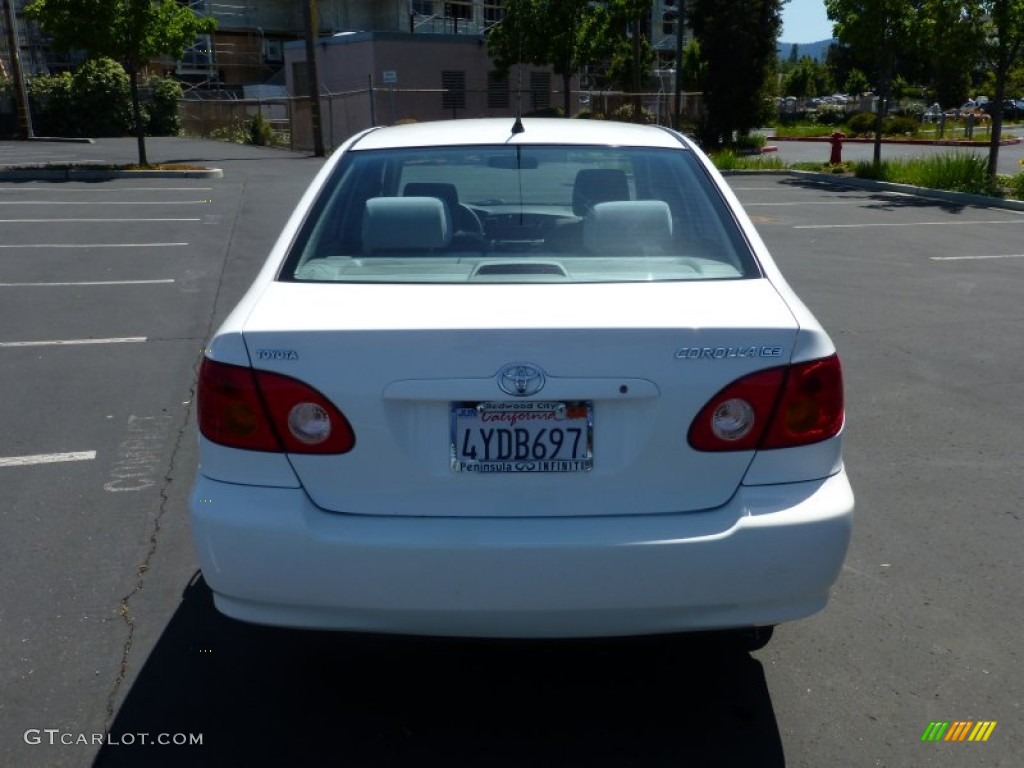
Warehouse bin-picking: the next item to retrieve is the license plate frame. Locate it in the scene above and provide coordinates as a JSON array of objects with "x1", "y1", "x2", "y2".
[{"x1": 450, "y1": 401, "x2": 593, "y2": 473}]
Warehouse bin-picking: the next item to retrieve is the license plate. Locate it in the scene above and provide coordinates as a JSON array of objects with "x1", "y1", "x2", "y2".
[{"x1": 451, "y1": 401, "x2": 593, "y2": 473}]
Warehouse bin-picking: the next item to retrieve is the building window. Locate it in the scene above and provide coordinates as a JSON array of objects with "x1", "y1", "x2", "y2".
[
  {"x1": 484, "y1": 1, "x2": 504, "y2": 26},
  {"x1": 530, "y1": 72, "x2": 551, "y2": 111},
  {"x1": 412, "y1": 1, "x2": 433, "y2": 14},
  {"x1": 488, "y1": 71, "x2": 509, "y2": 109},
  {"x1": 177, "y1": 34, "x2": 215, "y2": 74},
  {"x1": 442, "y1": 70, "x2": 466, "y2": 111},
  {"x1": 446, "y1": 1, "x2": 472, "y2": 20}
]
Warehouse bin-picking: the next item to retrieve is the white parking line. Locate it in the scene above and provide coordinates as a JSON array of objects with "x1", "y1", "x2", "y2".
[
  {"x1": 0, "y1": 337, "x2": 147, "y2": 348},
  {"x1": 0, "y1": 200, "x2": 210, "y2": 205},
  {"x1": 930, "y1": 253, "x2": 1024, "y2": 261},
  {"x1": 0, "y1": 187, "x2": 213, "y2": 193},
  {"x1": 795, "y1": 219, "x2": 1024, "y2": 229},
  {"x1": 0, "y1": 218, "x2": 201, "y2": 223},
  {"x1": 0, "y1": 451, "x2": 96, "y2": 468},
  {"x1": 0, "y1": 279, "x2": 175, "y2": 287},
  {"x1": 0, "y1": 243, "x2": 187, "y2": 249},
  {"x1": 744, "y1": 201, "x2": 874, "y2": 206}
]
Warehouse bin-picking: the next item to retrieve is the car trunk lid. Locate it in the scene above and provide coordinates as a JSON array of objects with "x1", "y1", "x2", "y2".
[{"x1": 240, "y1": 279, "x2": 798, "y2": 517}]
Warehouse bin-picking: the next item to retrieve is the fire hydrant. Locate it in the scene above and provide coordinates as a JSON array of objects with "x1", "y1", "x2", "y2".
[{"x1": 829, "y1": 131, "x2": 845, "y2": 165}]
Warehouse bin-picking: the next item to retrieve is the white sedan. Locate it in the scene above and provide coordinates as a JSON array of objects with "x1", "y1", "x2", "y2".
[{"x1": 190, "y1": 118, "x2": 853, "y2": 643}]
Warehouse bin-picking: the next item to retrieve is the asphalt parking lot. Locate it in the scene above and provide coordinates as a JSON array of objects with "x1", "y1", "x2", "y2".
[{"x1": 1, "y1": 139, "x2": 1021, "y2": 767}]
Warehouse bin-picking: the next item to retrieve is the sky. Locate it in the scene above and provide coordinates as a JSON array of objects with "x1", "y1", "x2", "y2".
[{"x1": 780, "y1": 0, "x2": 834, "y2": 43}]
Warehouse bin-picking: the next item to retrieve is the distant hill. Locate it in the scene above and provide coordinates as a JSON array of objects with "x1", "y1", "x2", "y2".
[{"x1": 778, "y1": 39, "x2": 835, "y2": 62}]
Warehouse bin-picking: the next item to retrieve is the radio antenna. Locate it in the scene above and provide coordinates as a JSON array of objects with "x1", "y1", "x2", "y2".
[{"x1": 512, "y1": 0, "x2": 524, "y2": 133}]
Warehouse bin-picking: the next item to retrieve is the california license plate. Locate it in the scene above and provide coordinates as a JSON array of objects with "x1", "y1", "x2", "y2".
[{"x1": 451, "y1": 401, "x2": 593, "y2": 473}]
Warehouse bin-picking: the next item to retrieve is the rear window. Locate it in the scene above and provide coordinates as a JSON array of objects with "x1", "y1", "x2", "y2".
[{"x1": 280, "y1": 144, "x2": 759, "y2": 283}]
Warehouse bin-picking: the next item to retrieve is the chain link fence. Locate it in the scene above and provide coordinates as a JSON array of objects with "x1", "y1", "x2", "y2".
[{"x1": 180, "y1": 87, "x2": 705, "y2": 153}]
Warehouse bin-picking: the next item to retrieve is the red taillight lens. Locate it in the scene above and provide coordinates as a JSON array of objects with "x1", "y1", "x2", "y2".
[
  {"x1": 688, "y1": 367, "x2": 786, "y2": 451},
  {"x1": 254, "y1": 369, "x2": 355, "y2": 454},
  {"x1": 197, "y1": 358, "x2": 355, "y2": 454},
  {"x1": 688, "y1": 355, "x2": 843, "y2": 452},
  {"x1": 761, "y1": 355, "x2": 844, "y2": 449},
  {"x1": 198, "y1": 358, "x2": 280, "y2": 451}
]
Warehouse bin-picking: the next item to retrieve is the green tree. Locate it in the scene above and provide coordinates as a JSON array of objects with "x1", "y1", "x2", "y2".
[
  {"x1": 977, "y1": 0, "x2": 1024, "y2": 175},
  {"x1": 825, "y1": 0, "x2": 923, "y2": 164},
  {"x1": 844, "y1": 67, "x2": 870, "y2": 96},
  {"x1": 603, "y1": 0, "x2": 656, "y2": 98},
  {"x1": 687, "y1": 0, "x2": 785, "y2": 148},
  {"x1": 919, "y1": 0, "x2": 983, "y2": 109},
  {"x1": 486, "y1": 0, "x2": 610, "y2": 117},
  {"x1": 783, "y1": 56, "x2": 835, "y2": 97},
  {"x1": 25, "y1": 0, "x2": 216, "y2": 164},
  {"x1": 680, "y1": 37, "x2": 707, "y2": 92}
]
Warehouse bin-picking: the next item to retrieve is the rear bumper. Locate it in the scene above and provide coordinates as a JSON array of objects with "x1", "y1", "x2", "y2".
[{"x1": 189, "y1": 470, "x2": 853, "y2": 638}]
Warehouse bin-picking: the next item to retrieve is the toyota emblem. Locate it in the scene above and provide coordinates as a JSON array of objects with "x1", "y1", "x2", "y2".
[{"x1": 497, "y1": 363, "x2": 546, "y2": 397}]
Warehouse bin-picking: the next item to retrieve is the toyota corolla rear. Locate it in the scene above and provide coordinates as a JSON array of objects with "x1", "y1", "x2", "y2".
[{"x1": 189, "y1": 119, "x2": 853, "y2": 638}]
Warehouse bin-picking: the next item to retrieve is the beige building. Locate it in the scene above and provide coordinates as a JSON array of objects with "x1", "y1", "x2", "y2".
[{"x1": 281, "y1": 3, "x2": 566, "y2": 150}]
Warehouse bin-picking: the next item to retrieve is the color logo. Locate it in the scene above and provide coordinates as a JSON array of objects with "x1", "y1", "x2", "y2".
[{"x1": 921, "y1": 721, "x2": 997, "y2": 742}]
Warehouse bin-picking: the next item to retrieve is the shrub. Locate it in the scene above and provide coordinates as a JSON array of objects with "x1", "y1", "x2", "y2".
[
  {"x1": 846, "y1": 111, "x2": 877, "y2": 135},
  {"x1": 1005, "y1": 172, "x2": 1024, "y2": 200},
  {"x1": 855, "y1": 152, "x2": 999, "y2": 196},
  {"x1": 209, "y1": 119, "x2": 250, "y2": 145},
  {"x1": 811, "y1": 106, "x2": 847, "y2": 126},
  {"x1": 146, "y1": 76, "x2": 182, "y2": 136},
  {"x1": 712, "y1": 149, "x2": 741, "y2": 170},
  {"x1": 72, "y1": 57, "x2": 132, "y2": 137},
  {"x1": 609, "y1": 103, "x2": 656, "y2": 124},
  {"x1": 523, "y1": 106, "x2": 564, "y2": 118},
  {"x1": 27, "y1": 72, "x2": 75, "y2": 136},
  {"x1": 247, "y1": 113, "x2": 276, "y2": 146},
  {"x1": 732, "y1": 133, "x2": 766, "y2": 151},
  {"x1": 882, "y1": 114, "x2": 919, "y2": 136},
  {"x1": 711, "y1": 149, "x2": 786, "y2": 171}
]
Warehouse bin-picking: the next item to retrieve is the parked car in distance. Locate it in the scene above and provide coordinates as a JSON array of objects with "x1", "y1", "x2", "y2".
[
  {"x1": 190, "y1": 118, "x2": 854, "y2": 645},
  {"x1": 980, "y1": 99, "x2": 1024, "y2": 120}
]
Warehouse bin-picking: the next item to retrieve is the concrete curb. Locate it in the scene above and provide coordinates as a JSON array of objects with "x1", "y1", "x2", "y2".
[
  {"x1": 27, "y1": 136, "x2": 96, "y2": 144},
  {"x1": 0, "y1": 167, "x2": 224, "y2": 180},
  {"x1": 721, "y1": 169, "x2": 1024, "y2": 213},
  {"x1": 770, "y1": 135, "x2": 1023, "y2": 146}
]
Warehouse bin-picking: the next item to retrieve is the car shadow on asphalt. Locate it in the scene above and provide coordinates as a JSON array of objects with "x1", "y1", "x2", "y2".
[{"x1": 93, "y1": 575, "x2": 784, "y2": 768}]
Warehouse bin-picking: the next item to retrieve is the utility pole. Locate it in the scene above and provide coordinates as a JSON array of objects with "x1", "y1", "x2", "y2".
[
  {"x1": 2, "y1": 0, "x2": 34, "y2": 139},
  {"x1": 301, "y1": 0, "x2": 324, "y2": 156}
]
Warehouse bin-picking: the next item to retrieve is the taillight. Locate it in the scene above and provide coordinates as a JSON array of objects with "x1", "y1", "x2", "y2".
[
  {"x1": 198, "y1": 358, "x2": 355, "y2": 454},
  {"x1": 254, "y1": 368, "x2": 355, "y2": 453},
  {"x1": 688, "y1": 355, "x2": 843, "y2": 451}
]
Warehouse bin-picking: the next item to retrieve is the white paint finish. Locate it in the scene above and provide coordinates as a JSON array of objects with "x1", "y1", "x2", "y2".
[
  {"x1": 930, "y1": 253, "x2": 1024, "y2": 261},
  {"x1": 0, "y1": 218, "x2": 201, "y2": 223},
  {"x1": 796, "y1": 219, "x2": 1024, "y2": 230},
  {"x1": 0, "y1": 451, "x2": 96, "y2": 468},
  {"x1": 104, "y1": 414, "x2": 173, "y2": 492},
  {"x1": 0, "y1": 243, "x2": 187, "y2": 249},
  {"x1": 0, "y1": 280, "x2": 175, "y2": 287},
  {"x1": 0, "y1": 337, "x2": 146, "y2": 348}
]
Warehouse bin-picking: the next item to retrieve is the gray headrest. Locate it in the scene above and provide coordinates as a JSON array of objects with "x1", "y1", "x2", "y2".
[
  {"x1": 362, "y1": 196, "x2": 452, "y2": 251},
  {"x1": 572, "y1": 168, "x2": 630, "y2": 216},
  {"x1": 583, "y1": 200, "x2": 673, "y2": 254}
]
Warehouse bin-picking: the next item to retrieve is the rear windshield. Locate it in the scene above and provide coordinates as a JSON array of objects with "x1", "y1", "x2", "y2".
[{"x1": 280, "y1": 144, "x2": 760, "y2": 283}]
